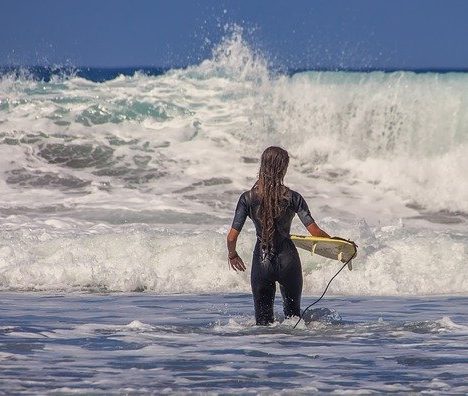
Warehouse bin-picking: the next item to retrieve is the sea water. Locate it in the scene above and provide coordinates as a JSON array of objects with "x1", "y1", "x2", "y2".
[
  {"x1": 0, "y1": 30, "x2": 467, "y2": 393},
  {"x1": 1, "y1": 293, "x2": 467, "y2": 394}
]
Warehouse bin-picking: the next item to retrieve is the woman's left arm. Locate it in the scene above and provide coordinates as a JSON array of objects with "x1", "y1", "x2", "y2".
[
  {"x1": 294, "y1": 191, "x2": 331, "y2": 238},
  {"x1": 306, "y1": 222, "x2": 331, "y2": 238}
]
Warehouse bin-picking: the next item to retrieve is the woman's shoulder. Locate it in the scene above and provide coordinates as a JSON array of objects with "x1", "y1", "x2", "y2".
[
  {"x1": 238, "y1": 189, "x2": 253, "y2": 203},
  {"x1": 242, "y1": 185, "x2": 261, "y2": 206},
  {"x1": 288, "y1": 188, "x2": 301, "y2": 197},
  {"x1": 282, "y1": 186, "x2": 300, "y2": 197},
  {"x1": 286, "y1": 188, "x2": 306, "y2": 205}
]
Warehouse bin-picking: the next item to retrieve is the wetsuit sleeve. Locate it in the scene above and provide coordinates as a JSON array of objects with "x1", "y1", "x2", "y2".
[
  {"x1": 292, "y1": 191, "x2": 315, "y2": 227},
  {"x1": 231, "y1": 192, "x2": 249, "y2": 231}
]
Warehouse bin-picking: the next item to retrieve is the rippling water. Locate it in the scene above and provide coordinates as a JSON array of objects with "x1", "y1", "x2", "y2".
[{"x1": 1, "y1": 293, "x2": 467, "y2": 394}]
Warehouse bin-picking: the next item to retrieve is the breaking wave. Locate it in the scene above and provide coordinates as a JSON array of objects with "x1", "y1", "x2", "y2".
[{"x1": 0, "y1": 28, "x2": 467, "y2": 294}]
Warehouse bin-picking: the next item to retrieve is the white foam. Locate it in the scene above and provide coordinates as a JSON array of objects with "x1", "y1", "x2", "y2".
[
  {"x1": 1, "y1": 32, "x2": 467, "y2": 219},
  {"x1": 0, "y1": 223, "x2": 466, "y2": 295},
  {"x1": 0, "y1": 30, "x2": 467, "y2": 296},
  {"x1": 435, "y1": 316, "x2": 468, "y2": 332}
]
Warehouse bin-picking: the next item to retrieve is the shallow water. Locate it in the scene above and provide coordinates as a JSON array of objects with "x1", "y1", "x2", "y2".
[{"x1": 1, "y1": 293, "x2": 467, "y2": 394}]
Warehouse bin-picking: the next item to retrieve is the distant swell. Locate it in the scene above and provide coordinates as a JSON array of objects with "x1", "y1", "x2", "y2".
[{"x1": 1, "y1": 37, "x2": 467, "y2": 212}]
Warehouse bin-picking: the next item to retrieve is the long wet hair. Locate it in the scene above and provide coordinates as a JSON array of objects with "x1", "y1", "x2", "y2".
[{"x1": 254, "y1": 146, "x2": 290, "y2": 252}]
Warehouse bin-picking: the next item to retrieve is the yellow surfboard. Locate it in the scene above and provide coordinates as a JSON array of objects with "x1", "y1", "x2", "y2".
[{"x1": 290, "y1": 235, "x2": 357, "y2": 270}]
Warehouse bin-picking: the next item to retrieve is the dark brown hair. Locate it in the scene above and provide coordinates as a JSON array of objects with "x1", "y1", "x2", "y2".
[{"x1": 255, "y1": 146, "x2": 290, "y2": 252}]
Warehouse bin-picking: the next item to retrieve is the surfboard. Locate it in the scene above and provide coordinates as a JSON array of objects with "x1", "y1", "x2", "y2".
[{"x1": 290, "y1": 235, "x2": 357, "y2": 270}]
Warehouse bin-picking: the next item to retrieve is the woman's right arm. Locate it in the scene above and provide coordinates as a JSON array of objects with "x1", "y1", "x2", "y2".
[
  {"x1": 227, "y1": 192, "x2": 249, "y2": 272},
  {"x1": 227, "y1": 228, "x2": 246, "y2": 272}
]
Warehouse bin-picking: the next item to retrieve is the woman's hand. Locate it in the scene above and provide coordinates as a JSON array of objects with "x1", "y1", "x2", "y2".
[
  {"x1": 228, "y1": 254, "x2": 246, "y2": 272},
  {"x1": 306, "y1": 223, "x2": 331, "y2": 238},
  {"x1": 227, "y1": 228, "x2": 246, "y2": 272}
]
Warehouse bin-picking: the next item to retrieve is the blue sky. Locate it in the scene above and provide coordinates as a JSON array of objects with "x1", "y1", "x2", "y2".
[{"x1": 1, "y1": 0, "x2": 468, "y2": 70}]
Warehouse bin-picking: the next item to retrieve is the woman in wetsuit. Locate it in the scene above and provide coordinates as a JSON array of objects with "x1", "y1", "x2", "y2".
[{"x1": 226, "y1": 146, "x2": 330, "y2": 325}]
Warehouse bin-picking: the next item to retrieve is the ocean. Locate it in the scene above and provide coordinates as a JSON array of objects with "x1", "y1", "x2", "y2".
[{"x1": 0, "y1": 31, "x2": 467, "y2": 394}]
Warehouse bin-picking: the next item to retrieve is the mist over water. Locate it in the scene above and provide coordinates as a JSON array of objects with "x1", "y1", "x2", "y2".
[{"x1": 0, "y1": 30, "x2": 467, "y2": 294}]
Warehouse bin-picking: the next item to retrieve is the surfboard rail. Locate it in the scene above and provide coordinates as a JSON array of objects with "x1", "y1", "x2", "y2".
[{"x1": 290, "y1": 234, "x2": 357, "y2": 270}]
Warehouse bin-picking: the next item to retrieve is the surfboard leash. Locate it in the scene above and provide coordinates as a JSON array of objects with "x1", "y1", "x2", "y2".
[{"x1": 293, "y1": 241, "x2": 358, "y2": 329}]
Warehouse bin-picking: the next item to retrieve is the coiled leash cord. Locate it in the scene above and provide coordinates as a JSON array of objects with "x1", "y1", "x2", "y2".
[{"x1": 293, "y1": 241, "x2": 358, "y2": 329}]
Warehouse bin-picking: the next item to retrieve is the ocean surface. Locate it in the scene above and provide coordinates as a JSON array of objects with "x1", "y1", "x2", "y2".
[
  {"x1": 1, "y1": 31, "x2": 467, "y2": 394},
  {"x1": 1, "y1": 293, "x2": 467, "y2": 394}
]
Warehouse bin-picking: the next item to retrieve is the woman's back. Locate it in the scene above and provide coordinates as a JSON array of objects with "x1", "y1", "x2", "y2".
[{"x1": 231, "y1": 186, "x2": 316, "y2": 248}]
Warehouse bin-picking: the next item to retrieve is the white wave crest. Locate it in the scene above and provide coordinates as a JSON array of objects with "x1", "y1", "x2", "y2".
[{"x1": 0, "y1": 224, "x2": 466, "y2": 295}]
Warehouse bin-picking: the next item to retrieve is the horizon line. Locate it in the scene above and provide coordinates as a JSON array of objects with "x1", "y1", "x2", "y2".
[{"x1": 1, "y1": 64, "x2": 468, "y2": 74}]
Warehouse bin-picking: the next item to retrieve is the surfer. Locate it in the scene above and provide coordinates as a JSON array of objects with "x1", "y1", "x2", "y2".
[{"x1": 227, "y1": 146, "x2": 331, "y2": 325}]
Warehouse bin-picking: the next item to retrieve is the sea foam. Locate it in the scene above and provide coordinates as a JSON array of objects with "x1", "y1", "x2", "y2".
[
  {"x1": 0, "y1": 29, "x2": 467, "y2": 295},
  {"x1": 0, "y1": 222, "x2": 466, "y2": 295}
]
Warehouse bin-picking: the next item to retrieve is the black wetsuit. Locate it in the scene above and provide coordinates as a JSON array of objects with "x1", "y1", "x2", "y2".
[{"x1": 231, "y1": 188, "x2": 315, "y2": 325}]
